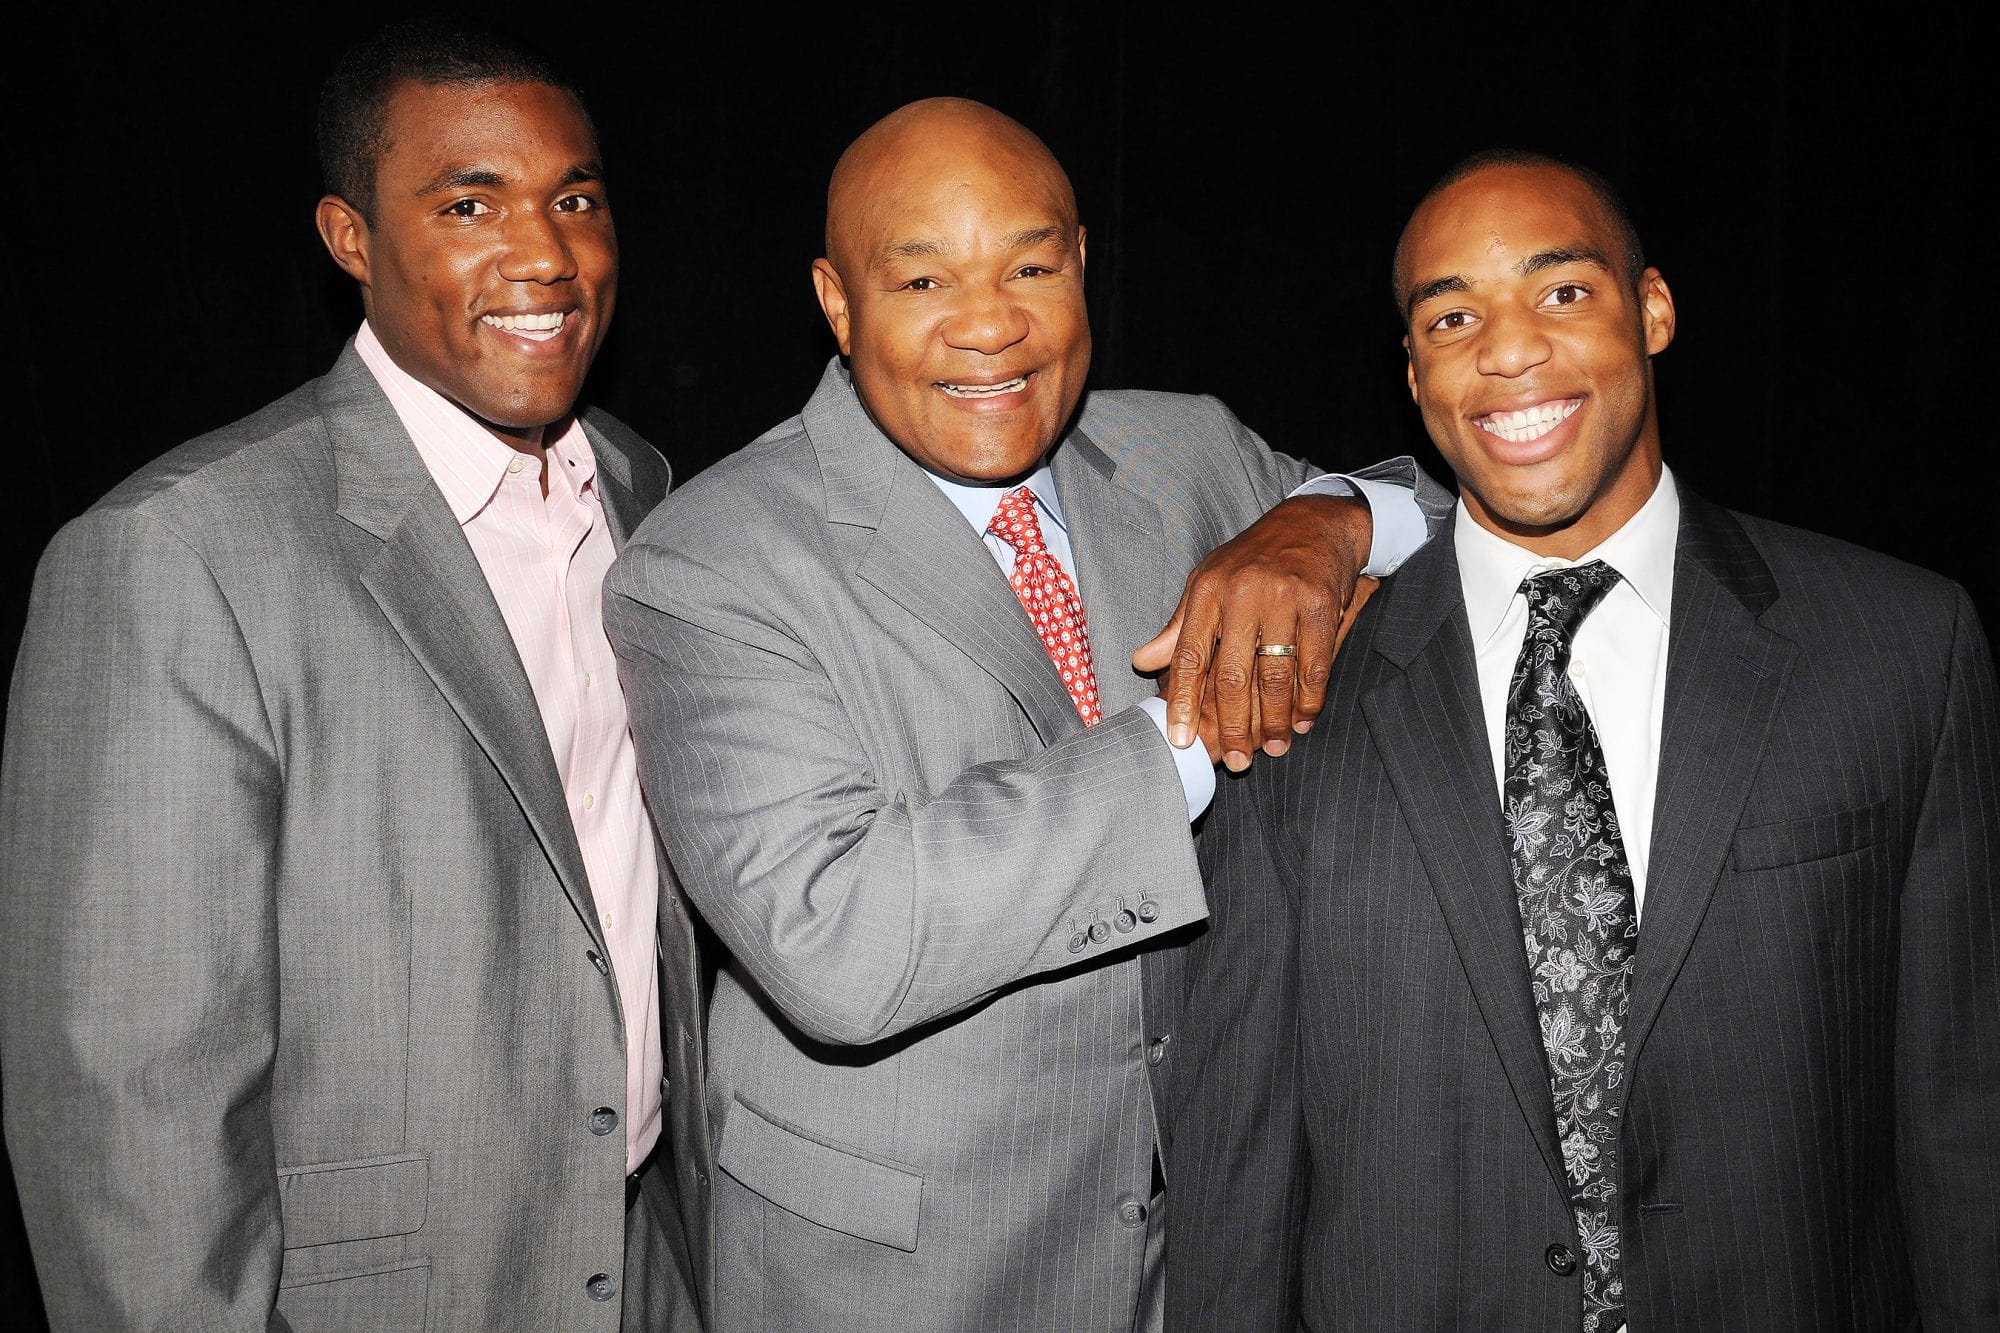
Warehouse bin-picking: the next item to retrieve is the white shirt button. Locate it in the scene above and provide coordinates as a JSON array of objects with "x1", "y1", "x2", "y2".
[
  {"x1": 507, "y1": 455, "x2": 526, "y2": 474},
  {"x1": 602, "y1": 910, "x2": 614, "y2": 931},
  {"x1": 582, "y1": 792, "x2": 595, "y2": 810}
]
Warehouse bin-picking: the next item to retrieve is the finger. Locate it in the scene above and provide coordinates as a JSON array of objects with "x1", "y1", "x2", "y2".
[
  {"x1": 1196, "y1": 667, "x2": 1225, "y2": 766},
  {"x1": 1131, "y1": 603, "x2": 1185, "y2": 676},
  {"x1": 1290, "y1": 588, "x2": 1339, "y2": 734},
  {"x1": 1161, "y1": 582, "x2": 1222, "y2": 749},
  {"x1": 1255, "y1": 631, "x2": 1299, "y2": 755},
  {"x1": 1209, "y1": 592, "x2": 1260, "y2": 772}
]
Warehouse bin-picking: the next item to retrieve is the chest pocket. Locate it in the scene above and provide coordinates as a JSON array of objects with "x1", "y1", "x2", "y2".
[{"x1": 1728, "y1": 799, "x2": 1889, "y2": 871}]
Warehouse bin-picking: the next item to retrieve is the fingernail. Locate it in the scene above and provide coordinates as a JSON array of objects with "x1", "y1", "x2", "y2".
[
  {"x1": 1264, "y1": 739, "x2": 1289, "y2": 756},
  {"x1": 1225, "y1": 750, "x2": 1249, "y2": 772},
  {"x1": 1294, "y1": 720, "x2": 1312, "y2": 734},
  {"x1": 1170, "y1": 724, "x2": 1194, "y2": 748}
]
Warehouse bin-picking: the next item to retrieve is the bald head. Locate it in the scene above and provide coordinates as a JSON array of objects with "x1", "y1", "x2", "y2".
[
  {"x1": 823, "y1": 97, "x2": 1078, "y2": 274},
  {"x1": 809, "y1": 96, "x2": 1094, "y2": 485}
]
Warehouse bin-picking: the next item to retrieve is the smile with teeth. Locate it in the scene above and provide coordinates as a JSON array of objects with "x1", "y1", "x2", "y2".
[
  {"x1": 481, "y1": 311, "x2": 569, "y2": 342},
  {"x1": 1476, "y1": 398, "x2": 1580, "y2": 444},
  {"x1": 938, "y1": 375, "x2": 1027, "y2": 398}
]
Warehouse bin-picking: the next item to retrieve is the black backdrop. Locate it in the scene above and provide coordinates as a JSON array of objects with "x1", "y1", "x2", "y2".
[{"x1": 5, "y1": 3, "x2": 1990, "y2": 1318}]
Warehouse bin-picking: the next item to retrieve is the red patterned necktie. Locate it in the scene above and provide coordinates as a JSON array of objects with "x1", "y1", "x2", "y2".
[{"x1": 987, "y1": 486, "x2": 1102, "y2": 726}]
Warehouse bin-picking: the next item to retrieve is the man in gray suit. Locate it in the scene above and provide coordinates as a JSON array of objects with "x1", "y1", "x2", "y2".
[
  {"x1": 602, "y1": 96, "x2": 1450, "y2": 1332},
  {"x1": 1, "y1": 19, "x2": 710, "y2": 1330},
  {"x1": 1180, "y1": 150, "x2": 2000, "y2": 1329}
]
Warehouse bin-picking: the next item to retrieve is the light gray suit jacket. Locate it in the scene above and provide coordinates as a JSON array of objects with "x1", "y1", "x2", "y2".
[
  {"x1": 1, "y1": 343, "x2": 713, "y2": 1331},
  {"x1": 603, "y1": 359, "x2": 1450, "y2": 1332}
]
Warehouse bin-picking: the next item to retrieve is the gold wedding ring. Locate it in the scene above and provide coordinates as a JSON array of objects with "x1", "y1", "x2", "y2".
[{"x1": 1256, "y1": 643, "x2": 1299, "y2": 657}]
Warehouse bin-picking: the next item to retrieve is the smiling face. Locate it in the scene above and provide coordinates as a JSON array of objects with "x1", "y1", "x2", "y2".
[
  {"x1": 811, "y1": 98, "x2": 1091, "y2": 485},
  {"x1": 1397, "y1": 162, "x2": 1674, "y2": 557},
  {"x1": 316, "y1": 79, "x2": 615, "y2": 446}
]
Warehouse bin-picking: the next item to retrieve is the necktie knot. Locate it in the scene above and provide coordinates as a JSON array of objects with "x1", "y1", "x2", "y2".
[
  {"x1": 989, "y1": 487, "x2": 1049, "y2": 557},
  {"x1": 1520, "y1": 561, "x2": 1622, "y2": 664}
]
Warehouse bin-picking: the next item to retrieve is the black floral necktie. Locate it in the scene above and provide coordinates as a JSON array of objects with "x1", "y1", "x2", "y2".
[{"x1": 1502, "y1": 561, "x2": 1637, "y2": 1333}]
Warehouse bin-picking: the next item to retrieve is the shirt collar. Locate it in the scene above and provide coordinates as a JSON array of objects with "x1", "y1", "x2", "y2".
[
  {"x1": 1456, "y1": 464, "x2": 1681, "y2": 651},
  {"x1": 354, "y1": 321, "x2": 594, "y2": 524},
  {"x1": 927, "y1": 463, "x2": 1068, "y2": 540}
]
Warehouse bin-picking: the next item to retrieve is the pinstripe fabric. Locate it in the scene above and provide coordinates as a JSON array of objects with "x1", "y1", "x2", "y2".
[
  {"x1": 1185, "y1": 489, "x2": 2000, "y2": 1328},
  {"x1": 603, "y1": 358, "x2": 1452, "y2": 1331}
]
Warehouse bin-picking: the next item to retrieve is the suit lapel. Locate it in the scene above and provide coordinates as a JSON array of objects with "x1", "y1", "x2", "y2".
[
  {"x1": 807, "y1": 362, "x2": 1087, "y2": 745},
  {"x1": 1359, "y1": 539, "x2": 1570, "y2": 1194},
  {"x1": 320, "y1": 345, "x2": 607, "y2": 953},
  {"x1": 581, "y1": 412, "x2": 645, "y2": 548},
  {"x1": 1624, "y1": 492, "x2": 1795, "y2": 1068},
  {"x1": 1051, "y1": 428, "x2": 1175, "y2": 714}
]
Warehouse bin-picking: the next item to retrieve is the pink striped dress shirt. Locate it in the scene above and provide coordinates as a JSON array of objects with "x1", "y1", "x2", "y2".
[{"x1": 357, "y1": 324, "x2": 662, "y2": 1173}]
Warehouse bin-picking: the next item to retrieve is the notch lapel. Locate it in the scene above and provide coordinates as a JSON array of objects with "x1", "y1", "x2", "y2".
[
  {"x1": 806, "y1": 361, "x2": 1087, "y2": 745},
  {"x1": 1051, "y1": 428, "x2": 1175, "y2": 715},
  {"x1": 1359, "y1": 540, "x2": 1570, "y2": 1196},
  {"x1": 1623, "y1": 492, "x2": 1795, "y2": 1068},
  {"x1": 319, "y1": 346, "x2": 607, "y2": 955}
]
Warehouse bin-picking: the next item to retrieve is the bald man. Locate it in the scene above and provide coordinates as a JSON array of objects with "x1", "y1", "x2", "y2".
[{"x1": 604, "y1": 98, "x2": 1449, "y2": 1331}]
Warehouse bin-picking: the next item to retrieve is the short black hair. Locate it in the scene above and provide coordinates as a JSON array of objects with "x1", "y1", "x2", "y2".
[
  {"x1": 317, "y1": 15, "x2": 591, "y2": 222},
  {"x1": 1392, "y1": 148, "x2": 1646, "y2": 326}
]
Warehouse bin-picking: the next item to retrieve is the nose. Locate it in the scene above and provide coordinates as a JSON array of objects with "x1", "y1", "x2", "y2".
[
  {"x1": 940, "y1": 283, "x2": 1030, "y2": 356},
  {"x1": 497, "y1": 208, "x2": 578, "y2": 285},
  {"x1": 1475, "y1": 302, "x2": 1552, "y2": 378}
]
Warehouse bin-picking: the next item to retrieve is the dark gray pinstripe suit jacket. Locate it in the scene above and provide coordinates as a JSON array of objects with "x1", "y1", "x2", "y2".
[{"x1": 1172, "y1": 489, "x2": 1999, "y2": 1330}]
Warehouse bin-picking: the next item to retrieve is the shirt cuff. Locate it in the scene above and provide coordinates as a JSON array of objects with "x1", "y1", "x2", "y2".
[
  {"x1": 1137, "y1": 696, "x2": 1218, "y2": 822},
  {"x1": 1288, "y1": 473, "x2": 1429, "y2": 577}
]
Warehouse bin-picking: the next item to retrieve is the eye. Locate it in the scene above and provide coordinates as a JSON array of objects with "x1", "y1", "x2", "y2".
[
  {"x1": 1542, "y1": 282, "x2": 1590, "y2": 307},
  {"x1": 1426, "y1": 309, "x2": 1476, "y2": 334},
  {"x1": 443, "y1": 198, "x2": 491, "y2": 218},
  {"x1": 1014, "y1": 264, "x2": 1054, "y2": 279},
  {"x1": 553, "y1": 192, "x2": 602, "y2": 214},
  {"x1": 899, "y1": 277, "x2": 941, "y2": 292}
]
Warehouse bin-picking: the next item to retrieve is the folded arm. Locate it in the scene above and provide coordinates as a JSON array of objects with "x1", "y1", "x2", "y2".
[{"x1": 604, "y1": 541, "x2": 1209, "y2": 1048}]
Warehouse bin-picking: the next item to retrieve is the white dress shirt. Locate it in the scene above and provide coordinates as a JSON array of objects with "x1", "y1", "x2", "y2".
[{"x1": 1457, "y1": 466, "x2": 1680, "y2": 916}]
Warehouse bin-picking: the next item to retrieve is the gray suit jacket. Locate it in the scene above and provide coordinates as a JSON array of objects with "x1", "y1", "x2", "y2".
[
  {"x1": 603, "y1": 359, "x2": 1449, "y2": 1332},
  {"x1": 1181, "y1": 490, "x2": 2000, "y2": 1328},
  {"x1": 1, "y1": 343, "x2": 713, "y2": 1331}
]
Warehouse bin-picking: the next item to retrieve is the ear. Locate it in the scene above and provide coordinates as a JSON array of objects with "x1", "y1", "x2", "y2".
[
  {"x1": 1076, "y1": 225, "x2": 1088, "y2": 280},
  {"x1": 1640, "y1": 267, "x2": 1676, "y2": 356},
  {"x1": 811, "y1": 258, "x2": 852, "y2": 356},
  {"x1": 316, "y1": 195, "x2": 371, "y2": 285},
  {"x1": 1404, "y1": 334, "x2": 1419, "y2": 403}
]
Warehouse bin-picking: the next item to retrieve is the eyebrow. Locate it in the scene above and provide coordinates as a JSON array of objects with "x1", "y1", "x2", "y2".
[
  {"x1": 414, "y1": 162, "x2": 604, "y2": 195},
  {"x1": 1404, "y1": 245, "x2": 1615, "y2": 321},
  {"x1": 880, "y1": 225, "x2": 1069, "y2": 263}
]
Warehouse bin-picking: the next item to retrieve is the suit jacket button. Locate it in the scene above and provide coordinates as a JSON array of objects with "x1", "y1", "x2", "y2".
[
  {"x1": 1136, "y1": 899, "x2": 1160, "y2": 922},
  {"x1": 1113, "y1": 909, "x2": 1137, "y2": 932},
  {"x1": 1088, "y1": 920, "x2": 1111, "y2": 943},
  {"x1": 1545, "y1": 1243, "x2": 1576, "y2": 1276},
  {"x1": 1147, "y1": 1035, "x2": 1170, "y2": 1066},
  {"x1": 1068, "y1": 932, "x2": 1088, "y2": 954},
  {"x1": 589, "y1": 1107, "x2": 619, "y2": 1136},
  {"x1": 586, "y1": 948, "x2": 610, "y2": 976},
  {"x1": 585, "y1": 1272, "x2": 618, "y2": 1301},
  {"x1": 1118, "y1": 1198, "x2": 1148, "y2": 1227}
]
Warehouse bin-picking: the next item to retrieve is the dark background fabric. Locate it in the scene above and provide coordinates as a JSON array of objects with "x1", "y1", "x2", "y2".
[{"x1": 4, "y1": 3, "x2": 1989, "y2": 1320}]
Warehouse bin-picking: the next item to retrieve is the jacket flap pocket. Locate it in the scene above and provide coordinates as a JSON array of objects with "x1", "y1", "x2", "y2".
[
  {"x1": 278, "y1": 1154, "x2": 429, "y2": 1249},
  {"x1": 717, "y1": 1095, "x2": 922, "y2": 1251},
  {"x1": 1730, "y1": 800, "x2": 1888, "y2": 871}
]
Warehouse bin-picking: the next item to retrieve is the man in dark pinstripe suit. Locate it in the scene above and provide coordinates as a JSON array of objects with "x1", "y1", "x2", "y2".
[{"x1": 1172, "y1": 150, "x2": 1999, "y2": 1329}]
